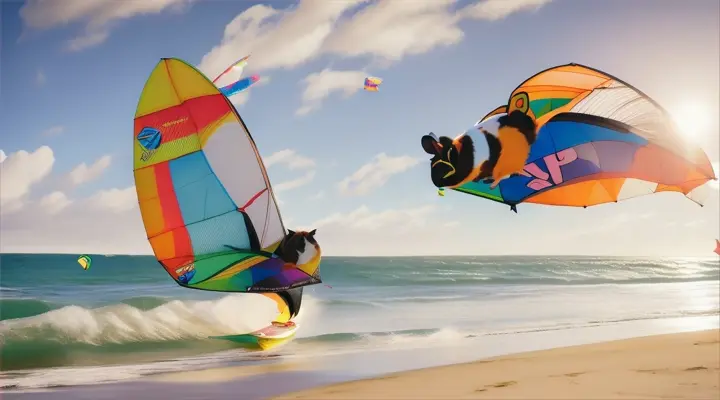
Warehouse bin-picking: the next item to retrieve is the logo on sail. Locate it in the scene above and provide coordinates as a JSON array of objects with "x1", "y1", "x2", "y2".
[{"x1": 137, "y1": 127, "x2": 162, "y2": 161}]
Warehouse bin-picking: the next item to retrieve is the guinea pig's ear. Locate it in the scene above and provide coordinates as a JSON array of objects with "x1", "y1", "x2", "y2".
[
  {"x1": 287, "y1": 229, "x2": 296, "y2": 236},
  {"x1": 422, "y1": 134, "x2": 442, "y2": 155},
  {"x1": 309, "y1": 229, "x2": 316, "y2": 237}
]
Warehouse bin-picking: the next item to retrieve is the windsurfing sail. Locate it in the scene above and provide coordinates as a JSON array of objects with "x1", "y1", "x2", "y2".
[
  {"x1": 133, "y1": 58, "x2": 322, "y2": 295},
  {"x1": 449, "y1": 63, "x2": 717, "y2": 209},
  {"x1": 364, "y1": 76, "x2": 382, "y2": 92},
  {"x1": 77, "y1": 255, "x2": 91, "y2": 270},
  {"x1": 714, "y1": 239, "x2": 720, "y2": 256}
]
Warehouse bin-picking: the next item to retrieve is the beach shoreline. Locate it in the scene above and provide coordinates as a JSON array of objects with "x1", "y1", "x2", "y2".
[{"x1": 272, "y1": 329, "x2": 720, "y2": 400}]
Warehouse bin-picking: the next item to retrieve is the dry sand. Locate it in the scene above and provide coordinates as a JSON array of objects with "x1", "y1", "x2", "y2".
[{"x1": 272, "y1": 329, "x2": 720, "y2": 400}]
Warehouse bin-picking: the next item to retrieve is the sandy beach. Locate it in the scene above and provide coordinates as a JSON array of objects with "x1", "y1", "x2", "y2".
[{"x1": 273, "y1": 329, "x2": 720, "y2": 400}]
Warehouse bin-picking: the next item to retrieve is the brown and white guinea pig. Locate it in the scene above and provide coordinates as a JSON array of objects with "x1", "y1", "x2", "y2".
[
  {"x1": 421, "y1": 97, "x2": 537, "y2": 189},
  {"x1": 274, "y1": 229, "x2": 321, "y2": 268}
]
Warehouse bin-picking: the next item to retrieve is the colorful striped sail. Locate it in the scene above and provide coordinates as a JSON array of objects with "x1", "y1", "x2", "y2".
[{"x1": 133, "y1": 58, "x2": 321, "y2": 293}]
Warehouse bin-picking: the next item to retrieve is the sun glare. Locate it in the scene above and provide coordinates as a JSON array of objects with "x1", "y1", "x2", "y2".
[{"x1": 669, "y1": 101, "x2": 713, "y2": 142}]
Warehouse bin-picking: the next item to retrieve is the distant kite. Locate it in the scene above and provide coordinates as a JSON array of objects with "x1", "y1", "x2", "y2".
[
  {"x1": 77, "y1": 255, "x2": 92, "y2": 270},
  {"x1": 714, "y1": 239, "x2": 720, "y2": 256},
  {"x1": 364, "y1": 77, "x2": 382, "y2": 92}
]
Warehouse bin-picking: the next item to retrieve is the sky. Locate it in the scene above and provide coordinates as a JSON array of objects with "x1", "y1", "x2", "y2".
[{"x1": 0, "y1": 0, "x2": 719, "y2": 256}]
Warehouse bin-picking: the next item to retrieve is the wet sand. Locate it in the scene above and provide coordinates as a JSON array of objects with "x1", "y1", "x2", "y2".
[{"x1": 273, "y1": 329, "x2": 720, "y2": 399}]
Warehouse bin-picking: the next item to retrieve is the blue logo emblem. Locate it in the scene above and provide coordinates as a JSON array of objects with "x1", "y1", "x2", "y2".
[{"x1": 137, "y1": 127, "x2": 162, "y2": 151}]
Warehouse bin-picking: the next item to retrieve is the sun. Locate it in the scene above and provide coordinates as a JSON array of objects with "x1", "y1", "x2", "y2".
[{"x1": 668, "y1": 101, "x2": 714, "y2": 142}]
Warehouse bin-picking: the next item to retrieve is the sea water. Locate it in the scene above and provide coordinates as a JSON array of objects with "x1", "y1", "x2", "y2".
[{"x1": 0, "y1": 254, "x2": 718, "y2": 390}]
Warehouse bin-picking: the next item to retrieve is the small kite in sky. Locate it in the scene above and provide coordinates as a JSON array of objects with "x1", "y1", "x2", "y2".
[
  {"x1": 77, "y1": 254, "x2": 92, "y2": 271},
  {"x1": 364, "y1": 76, "x2": 382, "y2": 92}
]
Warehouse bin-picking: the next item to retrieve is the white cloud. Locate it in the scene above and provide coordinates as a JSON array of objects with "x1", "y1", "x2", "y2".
[
  {"x1": 40, "y1": 191, "x2": 72, "y2": 215},
  {"x1": 458, "y1": 0, "x2": 552, "y2": 21},
  {"x1": 0, "y1": 150, "x2": 6, "y2": 163},
  {"x1": 264, "y1": 149, "x2": 316, "y2": 194},
  {"x1": 265, "y1": 149, "x2": 315, "y2": 170},
  {"x1": 65, "y1": 30, "x2": 109, "y2": 52},
  {"x1": 88, "y1": 186, "x2": 138, "y2": 213},
  {"x1": 322, "y1": 1, "x2": 463, "y2": 62},
  {"x1": 338, "y1": 153, "x2": 419, "y2": 196},
  {"x1": 274, "y1": 171, "x2": 316, "y2": 193},
  {"x1": 0, "y1": 146, "x2": 54, "y2": 214},
  {"x1": 308, "y1": 190, "x2": 326, "y2": 200},
  {"x1": 0, "y1": 186, "x2": 147, "y2": 254},
  {"x1": 35, "y1": 69, "x2": 46, "y2": 86},
  {"x1": 296, "y1": 69, "x2": 367, "y2": 115},
  {"x1": 19, "y1": 0, "x2": 194, "y2": 52},
  {"x1": 41, "y1": 126, "x2": 64, "y2": 137},
  {"x1": 69, "y1": 155, "x2": 112, "y2": 186},
  {"x1": 296, "y1": 204, "x2": 443, "y2": 256},
  {"x1": 198, "y1": 1, "x2": 366, "y2": 77},
  {"x1": 197, "y1": 0, "x2": 553, "y2": 111}
]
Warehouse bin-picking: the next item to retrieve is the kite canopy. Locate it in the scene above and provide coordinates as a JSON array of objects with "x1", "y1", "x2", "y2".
[
  {"x1": 364, "y1": 76, "x2": 382, "y2": 92},
  {"x1": 77, "y1": 255, "x2": 91, "y2": 270},
  {"x1": 133, "y1": 58, "x2": 321, "y2": 293},
  {"x1": 450, "y1": 63, "x2": 717, "y2": 209}
]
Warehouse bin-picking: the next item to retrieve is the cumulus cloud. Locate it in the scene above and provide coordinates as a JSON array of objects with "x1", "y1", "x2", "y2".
[
  {"x1": 41, "y1": 126, "x2": 64, "y2": 137},
  {"x1": 264, "y1": 149, "x2": 316, "y2": 193},
  {"x1": 296, "y1": 204, "x2": 445, "y2": 256},
  {"x1": 198, "y1": 1, "x2": 366, "y2": 77},
  {"x1": 0, "y1": 146, "x2": 55, "y2": 214},
  {"x1": 274, "y1": 171, "x2": 316, "y2": 193},
  {"x1": 198, "y1": 0, "x2": 553, "y2": 113},
  {"x1": 458, "y1": 0, "x2": 552, "y2": 21},
  {"x1": 69, "y1": 155, "x2": 112, "y2": 186},
  {"x1": 39, "y1": 191, "x2": 72, "y2": 215},
  {"x1": 322, "y1": 0, "x2": 463, "y2": 61},
  {"x1": 87, "y1": 186, "x2": 138, "y2": 213},
  {"x1": 265, "y1": 149, "x2": 315, "y2": 170},
  {"x1": 19, "y1": 0, "x2": 194, "y2": 51},
  {"x1": 338, "y1": 153, "x2": 419, "y2": 196},
  {"x1": 0, "y1": 186, "x2": 147, "y2": 254},
  {"x1": 296, "y1": 69, "x2": 367, "y2": 115},
  {"x1": 0, "y1": 145, "x2": 145, "y2": 254}
]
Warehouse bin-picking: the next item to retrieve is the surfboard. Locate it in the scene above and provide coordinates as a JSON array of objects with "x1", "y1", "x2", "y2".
[{"x1": 210, "y1": 323, "x2": 298, "y2": 351}]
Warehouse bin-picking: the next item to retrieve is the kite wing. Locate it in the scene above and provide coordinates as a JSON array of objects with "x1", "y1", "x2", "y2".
[
  {"x1": 454, "y1": 63, "x2": 716, "y2": 209},
  {"x1": 133, "y1": 58, "x2": 321, "y2": 293},
  {"x1": 77, "y1": 255, "x2": 92, "y2": 270},
  {"x1": 364, "y1": 76, "x2": 382, "y2": 92}
]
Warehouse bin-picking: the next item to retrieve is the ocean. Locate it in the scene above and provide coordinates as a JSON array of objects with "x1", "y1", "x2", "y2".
[{"x1": 1, "y1": 254, "x2": 718, "y2": 392}]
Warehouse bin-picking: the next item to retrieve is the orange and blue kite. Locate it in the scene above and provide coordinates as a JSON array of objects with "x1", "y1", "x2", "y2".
[{"x1": 422, "y1": 63, "x2": 717, "y2": 212}]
